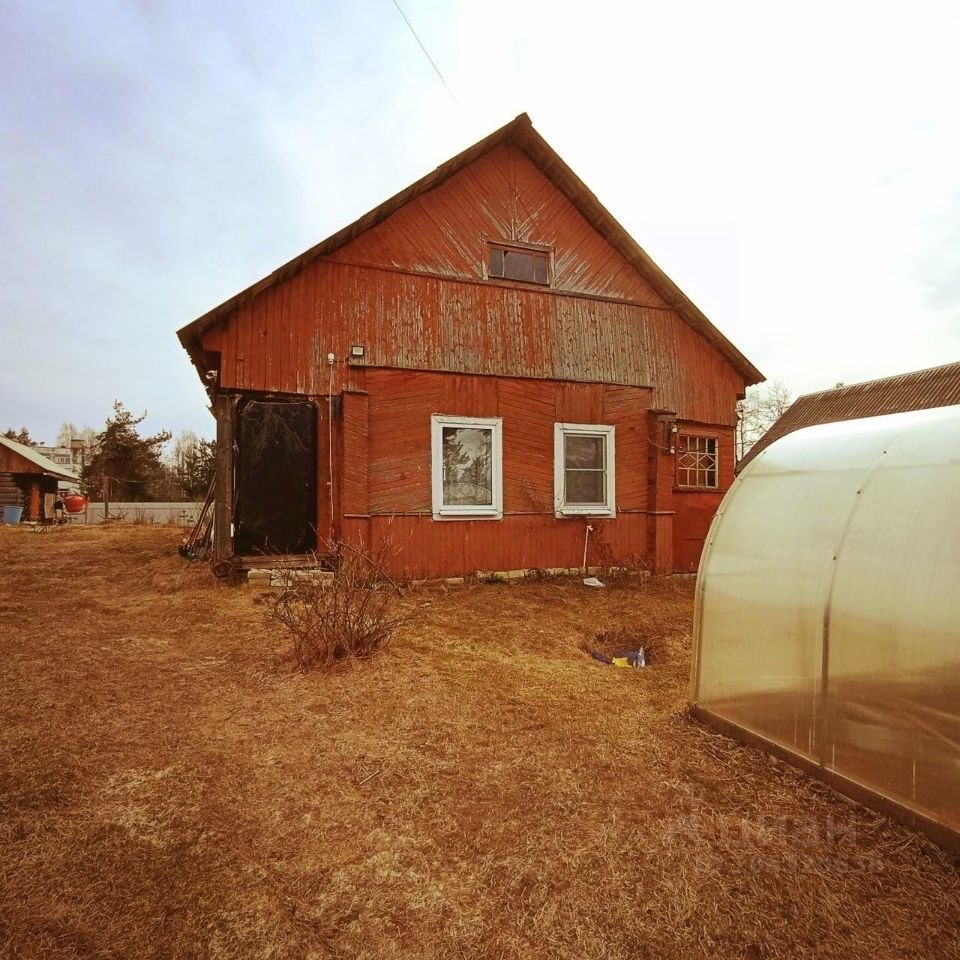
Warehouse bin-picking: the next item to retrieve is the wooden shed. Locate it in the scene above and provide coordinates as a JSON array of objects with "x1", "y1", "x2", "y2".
[
  {"x1": 178, "y1": 114, "x2": 762, "y2": 578},
  {"x1": 0, "y1": 437, "x2": 79, "y2": 522}
]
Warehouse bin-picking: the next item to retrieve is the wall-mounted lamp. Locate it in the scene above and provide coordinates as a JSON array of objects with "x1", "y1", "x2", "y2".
[
  {"x1": 350, "y1": 344, "x2": 365, "y2": 358},
  {"x1": 668, "y1": 422, "x2": 678, "y2": 455},
  {"x1": 204, "y1": 369, "x2": 219, "y2": 382}
]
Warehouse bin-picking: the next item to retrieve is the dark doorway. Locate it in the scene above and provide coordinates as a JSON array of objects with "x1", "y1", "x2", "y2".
[{"x1": 234, "y1": 399, "x2": 317, "y2": 555}]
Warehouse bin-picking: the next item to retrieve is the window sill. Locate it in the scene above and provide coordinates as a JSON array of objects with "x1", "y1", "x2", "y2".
[
  {"x1": 554, "y1": 506, "x2": 616, "y2": 519},
  {"x1": 483, "y1": 275, "x2": 553, "y2": 291},
  {"x1": 674, "y1": 485, "x2": 720, "y2": 493},
  {"x1": 433, "y1": 510, "x2": 503, "y2": 522}
]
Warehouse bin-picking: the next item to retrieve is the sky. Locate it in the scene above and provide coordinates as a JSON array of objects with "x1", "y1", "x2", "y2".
[{"x1": 2, "y1": 0, "x2": 958, "y2": 444}]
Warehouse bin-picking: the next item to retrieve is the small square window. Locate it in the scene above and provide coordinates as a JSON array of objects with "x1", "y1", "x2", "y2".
[
  {"x1": 486, "y1": 242, "x2": 551, "y2": 286},
  {"x1": 554, "y1": 423, "x2": 616, "y2": 517},
  {"x1": 431, "y1": 416, "x2": 503, "y2": 519},
  {"x1": 677, "y1": 435, "x2": 718, "y2": 488}
]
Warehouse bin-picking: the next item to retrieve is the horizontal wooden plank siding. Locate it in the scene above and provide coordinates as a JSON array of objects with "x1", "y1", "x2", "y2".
[
  {"x1": 338, "y1": 368, "x2": 651, "y2": 578},
  {"x1": 341, "y1": 390, "x2": 369, "y2": 518}
]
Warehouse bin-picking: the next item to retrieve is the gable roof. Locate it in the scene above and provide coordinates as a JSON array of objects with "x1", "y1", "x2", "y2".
[
  {"x1": 178, "y1": 113, "x2": 762, "y2": 387},
  {"x1": 0, "y1": 436, "x2": 80, "y2": 481},
  {"x1": 738, "y1": 360, "x2": 960, "y2": 471}
]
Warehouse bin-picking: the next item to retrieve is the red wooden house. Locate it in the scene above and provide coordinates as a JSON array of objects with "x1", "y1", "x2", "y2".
[{"x1": 177, "y1": 114, "x2": 762, "y2": 578}]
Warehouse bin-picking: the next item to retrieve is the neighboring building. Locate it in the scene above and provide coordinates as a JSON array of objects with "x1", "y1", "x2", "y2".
[
  {"x1": 0, "y1": 437, "x2": 79, "y2": 521},
  {"x1": 177, "y1": 114, "x2": 762, "y2": 578},
  {"x1": 35, "y1": 441, "x2": 86, "y2": 469},
  {"x1": 737, "y1": 361, "x2": 960, "y2": 472}
]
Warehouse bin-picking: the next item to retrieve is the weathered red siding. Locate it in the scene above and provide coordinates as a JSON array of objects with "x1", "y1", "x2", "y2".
[
  {"x1": 334, "y1": 368, "x2": 653, "y2": 579},
  {"x1": 201, "y1": 144, "x2": 746, "y2": 427},
  {"x1": 206, "y1": 261, "x2": 743, "y2": 427},
  {"x1": 671, "y1": 425, "x2": 736, "y2": 573},
  {"x1": 198, "y1": 136, "x2": 747, "y2": 577},
  {"x1": 327, "y1": 145, "x2": 668, "y2": 305}
]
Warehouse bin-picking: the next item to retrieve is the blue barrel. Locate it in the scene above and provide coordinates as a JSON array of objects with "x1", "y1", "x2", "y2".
[{"x1": 3, "y1": 505, "x2": 24, "y2": 524}]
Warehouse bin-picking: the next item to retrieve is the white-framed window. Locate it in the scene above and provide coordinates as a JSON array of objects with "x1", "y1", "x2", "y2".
[
  {"x1": 431, "y1": 415, "x2": 503, "y2": 520},
  {"x1": 677, "y1": 435, "x2": 718, "y2": 488},
  {"x1": 553, "y1": 423, "x2": 616, "y2": 517}
]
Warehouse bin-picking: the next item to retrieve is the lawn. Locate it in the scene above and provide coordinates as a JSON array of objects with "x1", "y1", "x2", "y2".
[{"x1": 1, "y1": 525, "x2": 958, "y2": 959}]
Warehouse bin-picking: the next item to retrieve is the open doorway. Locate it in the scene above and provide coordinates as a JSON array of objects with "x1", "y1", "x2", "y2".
[{"x1": 234, "y1": 398, "x2": 317, "y2": 555}]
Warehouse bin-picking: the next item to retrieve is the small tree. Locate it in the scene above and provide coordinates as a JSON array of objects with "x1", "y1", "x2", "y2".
[
  {"x1": 82, "y1": 402, "x2": 171, "y2": 511},
  {"x1": 736, "y1": 380, "x2": 794, "y2": 461}
]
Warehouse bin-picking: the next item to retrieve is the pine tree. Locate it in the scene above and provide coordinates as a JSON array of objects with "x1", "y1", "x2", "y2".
[
  {"x1": 82, "y1": 402, "x2": 172, "y2": 510},
  {"x1": 2, "y1": 427, "x2": 36, "y2": 445}
]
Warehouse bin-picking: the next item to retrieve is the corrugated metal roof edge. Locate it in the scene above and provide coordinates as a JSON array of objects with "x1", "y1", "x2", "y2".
[
  {"x1": 0, "y1": 436, "x2": 80, "y2": 481},
  {"x1": 737, "y1": 360, "x2": 960, "y2": 472},
  {"x1": 177, "y1": 113, "x2": 763, "y2": 391}
]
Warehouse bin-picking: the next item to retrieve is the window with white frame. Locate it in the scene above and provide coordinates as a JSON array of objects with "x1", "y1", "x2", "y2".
[
  {"x1": 553, "y1": 423, "x2": 615, "y2": 517},
  {"x1": 431, "y1": 415, "x2": 503, "y2": 519},
  {"x1": 676, "y1": 434, "x2": 718, "y2": 488}
]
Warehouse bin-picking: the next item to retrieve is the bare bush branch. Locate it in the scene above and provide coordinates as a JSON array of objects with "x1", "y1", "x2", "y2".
[
  {"x1": 270, "y1": 541, "x2": 410, "y2": 669},
  {"x1": 736, "y1": 380, "x2": 794, "y2": 460}
]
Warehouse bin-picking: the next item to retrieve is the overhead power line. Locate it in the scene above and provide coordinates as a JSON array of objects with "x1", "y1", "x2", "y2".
[{"x1": 390, "y1": 0, "x2": 464, "y2": 116}]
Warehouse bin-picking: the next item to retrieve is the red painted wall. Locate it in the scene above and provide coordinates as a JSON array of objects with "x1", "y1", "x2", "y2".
[
  {"x1": 335, "y1": 368, "x2": 655, "y2": 579},
  {"x1": 672, "y1": 425, "x2": 736, "y2": 573}
]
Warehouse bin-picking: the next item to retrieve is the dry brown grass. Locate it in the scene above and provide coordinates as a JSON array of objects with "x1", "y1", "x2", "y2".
[{"x1": 1, "y1": 525, "x2": 958, "y2": 960}]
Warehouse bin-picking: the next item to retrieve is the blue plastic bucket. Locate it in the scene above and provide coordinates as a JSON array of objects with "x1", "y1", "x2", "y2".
[{"x1": 3, "y1": 505, "x2": 24, "y2": 524}]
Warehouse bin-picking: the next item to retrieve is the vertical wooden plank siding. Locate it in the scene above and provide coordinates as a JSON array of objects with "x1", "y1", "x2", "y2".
[
  {"x1": 315, "y1": 400, "x2": 332, "y2": 545},
  {"x1": 203, "y1": 263, "x2": 744, "y2": 426},
  {"x1": 645, "y1": 411, "x2": 677, "y2": 575}
]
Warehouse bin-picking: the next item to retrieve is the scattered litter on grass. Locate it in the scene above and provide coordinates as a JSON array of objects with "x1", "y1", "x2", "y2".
[{"x1": 590, "y1": 648, "x2": 647, "y2": 668}]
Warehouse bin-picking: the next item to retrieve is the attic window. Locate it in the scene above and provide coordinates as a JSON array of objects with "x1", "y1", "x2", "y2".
[{"x1": 486, "y1": 242, "x2": 551, "y2": 285}]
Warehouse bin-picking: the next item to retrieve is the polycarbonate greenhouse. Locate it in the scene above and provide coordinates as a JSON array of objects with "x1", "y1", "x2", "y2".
[{"x1": 692, "y1": 406, "x2": 960, "y2": 848}]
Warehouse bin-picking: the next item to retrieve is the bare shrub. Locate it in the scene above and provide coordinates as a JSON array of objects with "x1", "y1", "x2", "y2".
[
  {"x1": 131, "y1": 506, "x2": 152, "y2": 525},
  {"x1": 270, "y1": 542, "x2": 409, "y2": 669}
]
